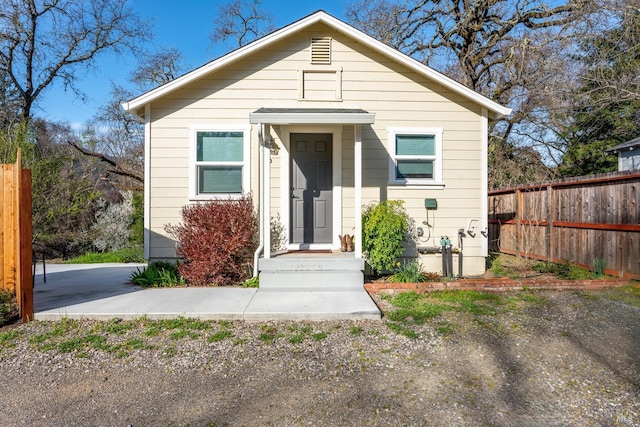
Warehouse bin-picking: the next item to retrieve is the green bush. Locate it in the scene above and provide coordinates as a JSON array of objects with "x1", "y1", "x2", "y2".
[
  {"x1": 242, "y1": 276, "x2": 259, "y2": 288},
  {"x1": 488, "y1": 256, "x2": 510, "y2": 277},
  {"x1": 592, "y1": 258, "x2": 607, "y2": 278},
  {"x1": 130, "y1": 261, "x2": 185, "y2": 287},
  {"x1": 130, "y1": 192, "x2": 144, "y2": 246},
  {"x1": 362, "y1": 200, "x2": 412, "y2": 273},
  {"x1": 388, "y1": 260, "x2": 438, "y2": 283},
  {"x1": 533, "y1": 260, "x2": 592, "y2": 280},
  {"x1": 64, "y1": 246, "x2": 144, "y2": 264}
]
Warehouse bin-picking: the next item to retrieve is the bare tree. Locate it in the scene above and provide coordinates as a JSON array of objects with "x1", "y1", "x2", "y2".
[
  {"x1": 346, "y1": 0, "x2": 599, "y2": 188},
  {"x1": 68, "y1": 84, "x2": 144, "y2": 191},
  {"x1": 0, "y1": 0, "x2": 150, "y2": 121},
  {"x1": 347, "y1": 0, "x2": 590, "y2": 90},
  {"x1": 572, "y1": 3, "x2": 640, "y2": 113},
  {"x1": 210, "y1": 0, "x2": 276, "y2": 48},
  {"x1": 68, "y1": 49, "x2": 186, "y2": 190},
  {"x1": 130, "y1": 47, "x2": 186, "y2": 90}
]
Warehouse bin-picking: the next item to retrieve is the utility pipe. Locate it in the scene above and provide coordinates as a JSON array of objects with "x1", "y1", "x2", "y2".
[
  {"x1": 467, "y1": 218, "x2": 481, "y2": 237},
  {"x1": 252, "y1": 124, "x2": 265, "y2": 277},
  {"x1": 458, "y1": 228, "x2": 465, "y2": 278},
  {"x1": 263, "y1": 129, "x2": 271, "y2": 258}
]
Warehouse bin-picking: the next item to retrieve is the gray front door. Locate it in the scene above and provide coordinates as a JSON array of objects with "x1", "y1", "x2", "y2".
[{"x1": 290, "y1": 133, "x2": 333, "y2": 244}]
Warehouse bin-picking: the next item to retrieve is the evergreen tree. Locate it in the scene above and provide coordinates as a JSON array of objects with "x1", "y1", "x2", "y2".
[{"x1": 559, "y1": 8, "x2": 640, "y2": 176}]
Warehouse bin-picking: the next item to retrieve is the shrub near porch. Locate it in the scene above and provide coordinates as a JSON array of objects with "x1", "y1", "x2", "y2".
[
  {"x1": 362, "y1": 200, "x2": 413, "y2": 274},
  {"x1": 165, "y1": 196, "x2": 258, "y2": 286}
]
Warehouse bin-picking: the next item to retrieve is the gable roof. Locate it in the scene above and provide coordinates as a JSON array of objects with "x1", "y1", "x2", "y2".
[
  {"x1": 122, "y1": 10, "x2": 512, "y2": 119},
  {"x1": 605, "y1": 136, "x2": 640, "y2": 154}
]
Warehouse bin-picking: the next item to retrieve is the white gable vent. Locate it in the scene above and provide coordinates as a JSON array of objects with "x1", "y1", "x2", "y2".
[{"x1": 310, "y1": 37, "x2": 332, "y2": 64}]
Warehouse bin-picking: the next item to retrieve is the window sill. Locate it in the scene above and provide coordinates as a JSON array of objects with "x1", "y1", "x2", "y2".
[
  {"x1": 297, "y1": 98, "x2": 343, "y2": 102},
  {"x1": 189, "y1": 194, "x2": 244, "y2": 202}
]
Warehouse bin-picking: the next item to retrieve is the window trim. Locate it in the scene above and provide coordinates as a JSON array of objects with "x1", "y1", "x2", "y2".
[
  {"x1": 189, "y1": 125, "x2": 251, "y2": 200},
  {"x1": 388, "y1": 127, "x2": 443, "y2": 186}
]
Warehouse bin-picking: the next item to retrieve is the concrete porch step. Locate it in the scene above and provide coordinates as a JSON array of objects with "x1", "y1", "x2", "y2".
[
  {"x1": 258, "y1": 256, "x2": 365, "y2": 291},
  {"x1": 259, "y1": 257, "x2": 365, "y2": 272},
  {"x1": 259, "y1": 270, "x2": 364, "y2": 291}
]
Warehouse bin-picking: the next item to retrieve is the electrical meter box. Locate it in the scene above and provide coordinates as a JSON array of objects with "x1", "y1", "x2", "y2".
[{"x1": 424, "y1": 198, "x2": 438, "y2": 209}]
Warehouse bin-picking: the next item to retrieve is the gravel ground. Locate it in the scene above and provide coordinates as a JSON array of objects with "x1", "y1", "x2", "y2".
[{"x1": 1, "y1": 289, "x2": 639, "y2": 426}]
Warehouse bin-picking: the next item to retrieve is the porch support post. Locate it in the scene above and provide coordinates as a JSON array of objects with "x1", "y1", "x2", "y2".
[
  {"x1": 264, "y1": 125, "x2": 272, "y2": 259},
  {"x1": 354, "y1": 125, "x2": 363, "y2": 258}
]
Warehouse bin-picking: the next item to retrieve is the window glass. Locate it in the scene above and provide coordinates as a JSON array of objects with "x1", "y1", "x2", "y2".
[
  {"x1": 396, "y1": 160, "x2": 434, "y2": 179},
  {"x1": 396, "y1": 134, "x2": 435, "y2": 156},
  {"x1": 197, "y1": 132, "x2": 244, "y2": 162},
  {"x1": 198, "y1": 166, "x2": 243, "y2": 193}
]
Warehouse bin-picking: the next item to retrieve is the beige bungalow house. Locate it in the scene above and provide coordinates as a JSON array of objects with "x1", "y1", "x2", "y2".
[{"x1": 123, "y1": 10, "x2": 511, "y2": 284}]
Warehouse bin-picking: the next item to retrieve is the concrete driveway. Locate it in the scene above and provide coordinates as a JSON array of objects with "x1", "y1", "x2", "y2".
[
  {"x1": 34, "y1": 263, "x2": 145, "y2": 312},
  {"x1": 33, "y1": 263, "x2": 381, "y2": 321}
]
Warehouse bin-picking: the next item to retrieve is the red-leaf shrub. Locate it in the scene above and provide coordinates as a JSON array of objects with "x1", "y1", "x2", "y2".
[{"x1": 165, "y1": 196, "x2": 259, "y2": 286}]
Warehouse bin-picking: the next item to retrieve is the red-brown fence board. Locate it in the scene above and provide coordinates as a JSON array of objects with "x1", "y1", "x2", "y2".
[
  {"x1": 489, "y1": 171, "x2": 640, "y2": 280},
  {"x1": 0, "y1": 152, "x2": 33, "y2": 321}
]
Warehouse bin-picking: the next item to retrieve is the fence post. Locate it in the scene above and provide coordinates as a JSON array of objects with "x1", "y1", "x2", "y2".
[
  {"x1": 546, "y1": 185, "x2": 553, "y2": 262},
  {"x1": 19, "y1": 168, "x2": 33, "y2": 321},
  {"x1": 516, "y1": 189, "x2": 523, "y2": 257}
]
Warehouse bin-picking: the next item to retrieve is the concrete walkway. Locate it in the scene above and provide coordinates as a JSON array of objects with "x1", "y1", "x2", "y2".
[{"x1": 33, "y1": 264, "x2": 381, "y2": 321}]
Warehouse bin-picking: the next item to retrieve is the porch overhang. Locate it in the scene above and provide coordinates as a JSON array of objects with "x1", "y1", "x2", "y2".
[
  {"x1": 253, "y1": 112, "x2": 368, "y2": 262},
  {"x1": 249, "y1": 108, "x2": 375, "y2": 125}
]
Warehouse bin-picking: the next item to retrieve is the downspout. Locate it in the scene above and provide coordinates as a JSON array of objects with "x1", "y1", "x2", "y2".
[
  {"x1": 253, "y1": 124, "x2": 265, "y2": 277},
  {"x1": 143, "y1": 104, "x2": 151, "y2": 260}
]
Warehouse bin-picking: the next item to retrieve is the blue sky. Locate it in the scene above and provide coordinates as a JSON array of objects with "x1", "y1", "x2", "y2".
[{"x1": 37, "y1": 0, "x2": 348, "y2": 127}]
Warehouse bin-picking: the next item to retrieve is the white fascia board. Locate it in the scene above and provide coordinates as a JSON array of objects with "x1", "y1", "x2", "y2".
[
  {"x1": 249, "y1": 112, "x2": 375, "y2": 125},
  {"x1": 122, "y1": 11, "x2": 511, "y2": 119}
]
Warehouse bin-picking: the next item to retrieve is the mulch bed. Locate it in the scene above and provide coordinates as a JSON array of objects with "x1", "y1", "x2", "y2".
[{"x1": 365, "y1": 277, "x2": 636, "y2": 295}]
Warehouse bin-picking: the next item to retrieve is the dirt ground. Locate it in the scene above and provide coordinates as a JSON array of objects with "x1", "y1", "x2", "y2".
[{"x1": 1, "y1": 289, "x2": 639, "y2": 426}]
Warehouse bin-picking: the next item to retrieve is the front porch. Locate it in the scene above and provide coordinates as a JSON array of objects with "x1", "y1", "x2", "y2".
[
  {"x1": 250, "y1": 108, "x2": 375, "y2": 266},
  {"x1": 249, "y1": 110, "x2": 376, "y2": 314}
]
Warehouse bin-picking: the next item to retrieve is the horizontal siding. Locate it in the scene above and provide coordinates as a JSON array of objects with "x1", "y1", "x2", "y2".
[
  {"x1": 146, "y1": 24, "x2": 487, "y2": 271},
  {"x1": 150, "y1": 197, "x2": 191, "y2": 208},
  {"x1": 149, "y1": 167, "x2": 188, "y2": 178},
  {"x1": 149, "y1": 180, "x2": 189, "y2": 190}
]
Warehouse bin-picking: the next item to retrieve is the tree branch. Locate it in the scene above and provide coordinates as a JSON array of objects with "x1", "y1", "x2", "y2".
[{"x1": 67, "y1": 139, "x2": 144, "y2": 185}]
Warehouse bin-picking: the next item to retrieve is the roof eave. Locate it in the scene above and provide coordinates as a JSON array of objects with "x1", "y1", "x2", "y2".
[{"x1": 123, "y1": 11, "x2": 511, "y2": 119}]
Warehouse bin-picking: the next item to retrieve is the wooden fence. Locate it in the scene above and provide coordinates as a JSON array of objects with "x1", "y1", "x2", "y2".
[
  {"x1": 488, "y1": 171, "x2": 640, "y2": 280},
  {"x1": 1, "y1": 150, "x2": 33, "y2": 321}
]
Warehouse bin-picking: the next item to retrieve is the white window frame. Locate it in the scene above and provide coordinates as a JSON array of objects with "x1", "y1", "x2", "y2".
[
  {"x1": 189, "y1": 125, "x2": 251, "y2": 200},
  {"x1": 388, "y1": 127, "x2": 443, "y2": 186}
]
